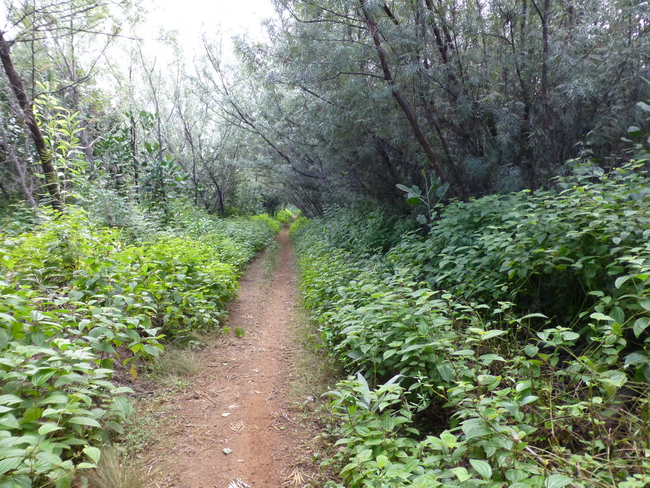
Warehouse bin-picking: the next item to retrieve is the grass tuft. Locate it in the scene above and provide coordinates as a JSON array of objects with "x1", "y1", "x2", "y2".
[
  {"x1": 83, "y1": 448, "x2": 147, "y2": 488},
  {"x1": 155, "y1": 348, "x2": 205, "y2": 377}
]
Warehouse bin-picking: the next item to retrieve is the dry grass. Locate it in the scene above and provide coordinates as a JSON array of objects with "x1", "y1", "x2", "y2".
[
  {"x1": 285, "y1": 308, "x2": 344, "y2": 486},
  {"x1": 155, "y1": 348, "x2": 205, "y2": 377},
  {"x1": 83, "y1": 448, "x2": 148, "y2": 488}
]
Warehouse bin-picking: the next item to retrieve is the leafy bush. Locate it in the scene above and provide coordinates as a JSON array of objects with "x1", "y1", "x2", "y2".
[
  {"x1": 0, "y1": 206, "x2": 276, "y2": 485},
  {"x1": 289, "y1": 216, "x2": 309, "y2": 237},
  {"x1": 250, "y1": 213, "x2": 281, "y2": 234},
  {"x1": 319, "y1": 205, "x2": 419, "y2": 254},
  {"x1": 389, "y1": 162, "x2": 650, "y2": 376},
  {"x1": 0, "y1": 203, "x2": 39, "y2": 237},
  {"x1": 0, "y1": 279, "x2": 134, "y2": 488},
  {"x1": 274, "y1": 209, "x2": 294, "y2": 225},
  {"x1": 390, "y1": 162, "x2": 650, "y2": 320},
  {"x1": 295, "y1": 172, "x2": 650, "y2": 487}
]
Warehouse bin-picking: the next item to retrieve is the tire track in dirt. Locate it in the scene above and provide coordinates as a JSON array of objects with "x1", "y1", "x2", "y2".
[{"x1": 148, "y1": 228, "x2": 304, "y2": 488}]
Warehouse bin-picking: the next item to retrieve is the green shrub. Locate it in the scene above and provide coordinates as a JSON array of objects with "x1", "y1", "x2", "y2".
[
  {"x1": 250, "y1": 213, "x2": 281, "y2": 234},
  {"x1": 0, "y1": 206, "x2": 274, "y2": 485},
  {"x1": 295, "y1": 172, "x2": 650, "y2": 487},
  {"x1": 274, "y1": 209, "x2": 294, "y2": 225},
  {"x1": 289, "y1": 216, "x2": 309, "y2": 237}
]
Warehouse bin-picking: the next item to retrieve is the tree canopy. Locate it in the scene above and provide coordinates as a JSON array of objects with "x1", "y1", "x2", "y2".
[{"x1": 0, "y1": 0, "x2": 648, "y2": 217}]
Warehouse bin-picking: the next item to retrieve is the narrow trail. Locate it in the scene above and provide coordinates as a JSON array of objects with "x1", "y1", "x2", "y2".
[{"x1": 147, "y1": 228, "x2": 306, "y2": 487}]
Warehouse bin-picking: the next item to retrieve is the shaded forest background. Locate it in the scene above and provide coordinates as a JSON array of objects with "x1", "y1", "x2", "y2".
[{"x1": 0, "y1": 0, "x2": 648, "y2": 221}]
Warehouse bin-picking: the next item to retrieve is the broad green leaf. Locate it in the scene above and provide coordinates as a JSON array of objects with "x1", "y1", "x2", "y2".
[
  {"x1": 357, "y1": 449, "x2": 372, "y2": 463},
  {"x1": 0, "y1": 395, "x2": 21, "y2": 406},
  {"x1": 628, "y1": 126, "x2": 642, "y2": 137},
  {"x1": 32, "y1": 368, "x2": 57, "y2": 387},
  {"x1": 506, "y1": 469, "x2": 528, "y2": 482},
  {"x1": 610, "y1": 307, "x2": 625, "y2": 325},
  {"x1": 479, "y1": 354, "x2": 505, "y2": 365},
  {"x1": 521, "y1": 395, "x2": 539, "y2": 405},
  {"x1": 436, "y1": 363, "x2": 453, "y2": 382},
  {"x1": 469, "y1": 459, "x2": 492, "y2": 478},
  {"x1": 383, "y1": 349, "x2": 396, "y2": 360},
  {"x1": 0, "y1": 456, "x2": 23, "y2": 476},
  {"x1": 83, "y1": 446, "x2": 101, "y2": 464},
  {"x1": 625, "y1": 351, "x2": 649, "y2": 367},
  {"x1": 54, "y1": 473, "x2": 72, "y2": 488},
  {"x1": 39, "y1": 395, "x2": 70, "y2": 406},
  {"x1": 640, "y1": 299, "x2": 650, "y2": 312},
  {"x1": 54, "y1": 373, "x2": 88, "y2": 387},
  {"x1": 615, "y1": 275, "x2": 631, "y2": 289},
  {"x1": 35, "y1": 450, "x2": 63, "y2": 466},
  {"x1": 451, "y1": 349, "x2": 475, "y2": 356},
  {"x1": 633, "y1": 317, "x2": 650, "y2": 338},
  {"x1": 451, "y1": 467, "x2": 471, "y2": 483},
  {"x1": 405, "y1": 194, "x2": 422, "y2": 206},
  {"x1": 480, "y1": 329, "x2": 506, "y2": 340},
  {"x1": 439, "y1": 431, "x2": 457, "y2": 446},
  {"x1": 355, "y1": 426, "x2": 371, "y2": 436},
  {"x1": 396, "y1": 184, "x2": 412, "y2": 193},
  {"x1": 601, "y1": 370, "x2": 627, "y2": 387},
  {"x1": 520, "y1": 313, "x2": 547, "y2": 320},
  {"x1": 461, "y1": 418, "x2": 492, "y2": 439},
  {"x1": 561, "y1": 331, "x2": 580, "y2": 342},
  {"x1": 0, "y1": 313, "x2": 17, "y2": 325},
  {"x1": 435, "y1": 182, "x2": 450, "y2": 198},
  {"x1": 67, "y1": 417, "x2": 101, "y2": 428},
  {"x1": 385, "y1": 464, "x2": 408, "y2": 478},
  {"x1": 38, "y1": 423, "x2": 62, "y2": 435},
  {"x1": 0, "y1": 414, "x2": 19, "y2": 429},
  {"x1": 524, "y1": 345, "x2": 539, "y2": 357},
  {"x1": 590, "y1": 312, "x2": 613, "y2": 321},
  {"x1": 544, "y1": 475, "x2": 574, "y2": 488}
]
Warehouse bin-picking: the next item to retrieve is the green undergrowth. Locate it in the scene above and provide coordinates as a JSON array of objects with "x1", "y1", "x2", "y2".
[
  {"x1": 250, "y1": 213, "x2": 282, "y2": 233},
  {"x1": 274, "y1": 209, "x2": 294, "y2": 225},
  {"x1": 0, "y1": 205, "x2": 280, "y2": 487},
  {"x1": 293, "y1": 162, "x2": 650, "y2": 488}
]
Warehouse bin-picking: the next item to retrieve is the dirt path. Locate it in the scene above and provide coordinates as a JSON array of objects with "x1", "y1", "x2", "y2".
[{"x1": 145, "y1": 228, "x2": 310, "y2": 488}]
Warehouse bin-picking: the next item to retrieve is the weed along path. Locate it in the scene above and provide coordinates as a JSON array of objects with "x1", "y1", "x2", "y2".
[{"x1": 143, "y1": 228, "x2": 313, "y2": 488}]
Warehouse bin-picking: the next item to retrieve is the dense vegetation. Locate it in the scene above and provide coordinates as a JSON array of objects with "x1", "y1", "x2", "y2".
[
  {"x1": 0, "y1": 202, "x2": 278, "y2": 487},
  {"x1": 0, "y1": 0, "x2": 649, "y2": 486},
  {"x1": 294, "y1": 161, "x2": 650, "y2": 487},
  {"x1": 0, "y1": 0, "x2": 648, "y2": 217}
]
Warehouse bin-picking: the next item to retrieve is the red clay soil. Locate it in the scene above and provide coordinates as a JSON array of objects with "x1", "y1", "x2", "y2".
[{"x1": 143, "y1": 228, "x2": 315, "y2": 488}]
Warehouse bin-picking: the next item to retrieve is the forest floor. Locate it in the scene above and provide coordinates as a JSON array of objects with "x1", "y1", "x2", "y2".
[{"x1": 133, "y1": 228, "x2": 335, "y2": 488}]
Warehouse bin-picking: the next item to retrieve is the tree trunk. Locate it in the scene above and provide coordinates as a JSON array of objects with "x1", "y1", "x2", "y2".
[
  {"x1": 0, "y1": 32, "x2": 63, "y2": 212},
  {"x1": 1, "y1": 120, "x2": 39, "y2": 210},
  {"x1": 129, "y1": 113, "x2": 140, "y2": 202},
  {"x1": 358, "y1": 0, "x2": 446, "y2": 183}
]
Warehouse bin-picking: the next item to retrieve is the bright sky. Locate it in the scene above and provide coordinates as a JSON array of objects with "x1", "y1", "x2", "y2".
[{"x1": 140, "y1": 0, "x2": 277, "y2": 57}]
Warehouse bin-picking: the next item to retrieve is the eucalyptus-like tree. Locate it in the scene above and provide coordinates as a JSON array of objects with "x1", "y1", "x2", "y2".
[
  {"x1": 0, "y1": 0, "x2": 124, "y2": 210},
  {"x1": 228, "y1": 0, "x2": 649, "y2": 209}
]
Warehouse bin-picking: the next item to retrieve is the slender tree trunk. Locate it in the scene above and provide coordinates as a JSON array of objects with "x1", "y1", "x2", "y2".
[
  {"x1": 0, "y1": 180, "x2": 8, "y2": 201},
  {"x1": 64, "y1": 21, "x2": 96, "y2": 175},
  {"x1": 359, "y1": 0, "x2": 446, "y2": 183},
  {"x1": 129, "y1": 113, "x2": 140, "y2": 202},
  {"x1": 1, "y1": 121, "x2": 39, "y2": 210},
  {"x1": 0, "y1": 32, "x2": 63, "y2": 212},
  {"x1": 531, "y1": 0, "x2": 553, "y2": 178}
]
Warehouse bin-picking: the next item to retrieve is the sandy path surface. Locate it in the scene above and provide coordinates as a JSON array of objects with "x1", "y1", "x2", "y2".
[{"x1": 147, "y1": 228, "x2": 305, "y2": 488}]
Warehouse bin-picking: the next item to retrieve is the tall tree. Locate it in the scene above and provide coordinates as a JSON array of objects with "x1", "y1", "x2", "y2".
[{"x1": 0, "y1": 31, "x2": 63, "y2": 210}]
